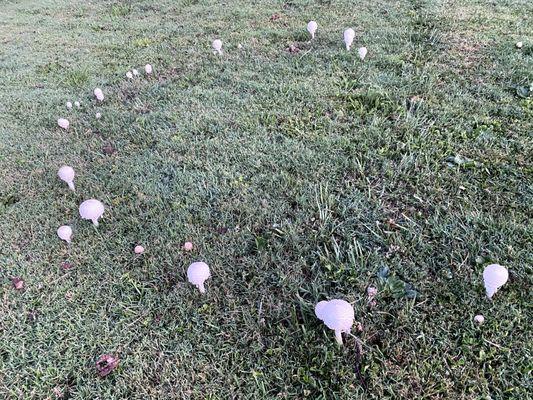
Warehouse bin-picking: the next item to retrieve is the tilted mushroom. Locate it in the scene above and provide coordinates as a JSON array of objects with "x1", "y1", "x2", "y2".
[
  {"x1": 483, "y1": 264, "x2": 509, "y2": 299},
  {"x1": 94, "y1": 88, "x2": 104, "y2": 102},
  {"x1": 315, "y1": 299, "x2": 354, "y2": 345},
  {"x1": 343, "y1": 28, "x2": 355, "y2": 51},
  {"x1": 187, "y1": 262, "x2": 211, "y2": 293},
  {"x1": 57, "y1": 225, "x2": 73, "y2": 243},
  {"x1": 57, "y1": 118, "x2": 70, "y2": 130},
  {"x1": 79, "y1": 199, "x2": 105, "y2": 226},
  {"x1": 212, "y1": 39, "x2": 223, "y2": 55},
  {"x1": 307, "y1": 21, "x2": 318, "y2": 39},
  {"x1": 57, "y1": 166, "x2": 75, "y2": 191}
]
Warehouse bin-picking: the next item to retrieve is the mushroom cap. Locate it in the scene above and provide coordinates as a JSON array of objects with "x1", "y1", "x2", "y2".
[
  {"x1": 126, "y1": 71, "x2": 133, "y2": 79},
  {"x1": 134, "y1": 245, "x2": 145, "y2": 254},
  {"x1": 358, "y1": 47, "x2": 368, "y2": 57},
  {"x1": 483, "y1": 264, "x2": 508, "y2": 288},
  {"x1": 187, "y1": 262, "x2": 210, "y2": 285},
  {"x1": 307, "y1": 21, "x2": 318, "y2": 32},
  {"x1": 315, "y1": 299, "x2": 354, "y2": 332},
  {"x1": 344, "y1": 28, "x2": 355, "y2": 41},
  {"x1": 145, "y1": 64, "x2": 153, "y2": 74},
  {"x1": 79, "y1": 199, "x2": 105, "y2": 221},
  {"x1": 212, "y1": 39, "x2": 222, "y2": 50},
  {"x1": 57, "y1": 225, "x2": 72, "y2": 241},
  {"x1": 132, "y1": 69, "x2": 139, "y2": 75},
  {"x1": 66, "y1": 102, "x2": 73, "y2": 109},
  {"x1": 474, "y1": 314, "x2": 485, "y2": 324},
  {"x1": 58, "y1": 165, "x2": 75, "y2": 182}
]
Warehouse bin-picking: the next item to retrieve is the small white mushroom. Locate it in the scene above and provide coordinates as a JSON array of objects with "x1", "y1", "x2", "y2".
[
  {"x1": 516, "y1": 41, "x2": 523, "y2": 49},
  {"x1": 237, "y1": 44, "x2": 243, "y2": 49},
  {"x1": 57, "y1": 165, "x2": 75, "y2": 191},
  {"x1": 94, "y1": 88, "x2": 104, "y2": 102},
  {"x1": 187, "y1": 262, "x2": 211, "y2": 293},
  {"x1": 126, "y1": 71, "x2": 133, "y2": 79},
  {"x1": 132, "y1": 68, "x2": 139, "y2": 76},
  {"x1": 79, "y1": 199, "x2": 105, "y2": 226},
  {"x1": 66, "y1": 102, "x2": 73, "y2": 109},
  {"x1": 145, "y1": 64, "x2": 153, "y2": 74},
  {"x1": 483, "y1": 264, "x2": 509, "y2": 299},
  {"x1": 358, "y1": 46, "x2": 367, "y2": 61},
  {"x1": 315, "y1": 299, "x2": 354, "y2": 345},
  {"x1": 474, "y1": 315, "x2": 485, "y2": 325},
  {"x1": 307, "y1": 21, "x2": 318, "y2": 39},
  {"x1": 57, "y1": 118, "x2": 70, "y2": 130},
  {"x1": 74, "y1": 101, "x2": 81, "y2": 108},
  {"x1": 212, "y1": 39, "x2": 223, "y2": 55},
  {"x1": 57, "y1": 225, "x2": 73, "y2": 243},
  {"x1": 95, "y1": 112, "x2": 102, "y2": 119},
  {"x1": 343, "y1": 28, "x2": 355, "y2": 51}
]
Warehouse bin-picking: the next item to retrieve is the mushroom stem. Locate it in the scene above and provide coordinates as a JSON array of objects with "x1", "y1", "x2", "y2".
[
  {"x1": 92, "y1": 219, "x2": 99, "y2": 227},
  {"x1": 198, "y1": 282, "x2": 206, "y2": 294},
  {"x1": 68, "y1": 182, "x2": 75, "y2": 192},
  {"x1": 486, "y1": 285, "x2": 497, "y2": 300},
  {"x1": 335, "y1": 330, "x2": 343, "y2": 345}
]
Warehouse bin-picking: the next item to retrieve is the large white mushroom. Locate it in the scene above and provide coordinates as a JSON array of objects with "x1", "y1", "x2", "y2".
[
  {"x1": 307, "y1": 21, "x2": 318, "y2": 39},
  {"x1": 57, "y1": 225, "x2": 73, "y2": 243},
  {"x1": 94, "y1": 88, "x2": 104, "y2": 102},
  {"x1": 212, "y1": 39, "x2": 223, "y2": 55},
  {"x1": 343, "y1": 28, "x2": 355, "y2": 51},
  {"x1": 483, "y1": 264, "x2": 509, "y2": 299},
  {"x1": 187, "y1": 262, "x2": 211, "y2": 293},
  {"x1": 79, "y1": 199, "x2": 105, "y2": 226},
  {"x1": 57, "y1": 118, "x2": 70, "y2": 130},
  {"x1": 315, "y1": 299, "x2": 354, "y2": 345},
  {"x1": 57, "y1": 166, "x2": 75, "y2": 191}
]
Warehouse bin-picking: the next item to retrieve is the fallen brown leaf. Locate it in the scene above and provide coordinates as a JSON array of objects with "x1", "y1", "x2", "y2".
[
  {"x1": 61, "y1": 261, "x2": 73, "y2": 271},
  {"x1": 96, "y1": 354, "x2": 119, "y2": 377},
  {"x1": 12, "y1": 277, "x2": 24, "y2": 290},
  {"x1": 286, "y1": 44, "x2": 300, "y2": 54}
]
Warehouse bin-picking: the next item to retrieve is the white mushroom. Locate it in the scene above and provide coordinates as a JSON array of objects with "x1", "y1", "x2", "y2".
[
  {"x1": 474, "y1": 315, "x2": 485, "y2": 325},
  {"x1": 57, "y1": 165, "x2": 75, "y2": 191},
  {"x1": 483, "y1": 264, "x2": 509, "y2": 299},
  {"x1": 95, "y1": 112, "x2": 102, "y2": 119},
  {"x1": 74, "y1": 101, "x2": 81, "y2": 108},
  {"x1": 187, "y1": 262, "x2": 211, "y2": 293},
  {"x1": 132, "y1": 69, "x2": 139, "y2": 76},
  {"x1": 145, "y1": 64, "x2": 153, "y2": 74},
  {"x1": 358, "y1": 46, "x2": 367, "y2": 61},
  {"x1": 66, "y1": 102, "x2": 73, "y2": 109},
  {"x1": 516, "y1": 41, "x2": 523, "y2": 49},
  {"x1": 343, "y1": 28, "x2": 355, "y2": 51},
  {"x1": 57, "y1": 225, "x2": 73, "y2": 243},
  {"x1": 212, "y1": 39, "x2": 223, "y2": 55},
  {"x1": 307, "y1": 21, "x2": 318, "y2": 39},
  {"x1": 94, "y1": 88, "x2": 104, "y2": 102},
  {"x1": 315, "y1": 299, "x2": 354, "y2": 345},
  {"x1": 79, "y1": 199, "x2": 105, "y2": 226},
  {"x1": 57, "y1": 118, "x2": 70, "y2": 130},
  {"x1": 126, "y1": 71, "x2": 133, "y2": 79}
]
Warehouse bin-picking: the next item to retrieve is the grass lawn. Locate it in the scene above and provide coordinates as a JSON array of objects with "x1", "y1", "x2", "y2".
[{"x1": 0, "y1": 0, "x2": 531, "y2": 398}]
